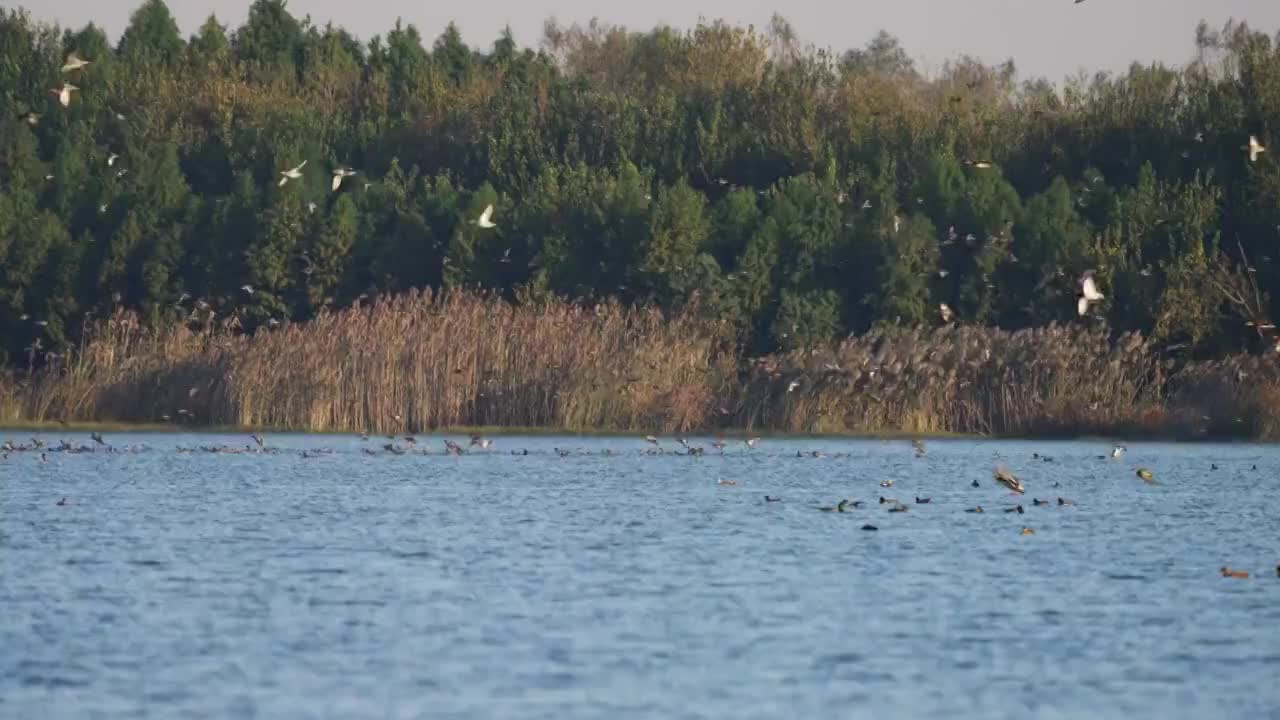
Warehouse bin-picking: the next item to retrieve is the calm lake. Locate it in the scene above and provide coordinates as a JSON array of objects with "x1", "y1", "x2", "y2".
[{"x1": 2, "y1": 433, "x2": 1278, "y2": 718}]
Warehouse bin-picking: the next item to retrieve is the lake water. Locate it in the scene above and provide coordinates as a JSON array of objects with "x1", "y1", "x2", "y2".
[{"x1": 1, "y1": 433, "x2": 1278, "y2": 719}]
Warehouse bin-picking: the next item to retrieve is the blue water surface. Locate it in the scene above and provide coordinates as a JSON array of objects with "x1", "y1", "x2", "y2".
[{"x1": 2, "y1": 433, "x2": 1278, "y2": 719}]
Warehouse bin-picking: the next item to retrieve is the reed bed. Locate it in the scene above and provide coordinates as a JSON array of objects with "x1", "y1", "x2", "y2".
[
  {"x1": 736, "y1": 325, "x2": 1166, "y2": 436},
  {"x1": 0, "y1": 290, "x2": 735, "y2": 434},
  {"x1": 3, "y1": 291, "x2": 1280, "y2": 439}
]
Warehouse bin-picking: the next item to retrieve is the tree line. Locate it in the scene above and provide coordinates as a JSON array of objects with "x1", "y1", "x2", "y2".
[{"x1": 1, "y1": 1, "x2": 1279, "y2": 367}]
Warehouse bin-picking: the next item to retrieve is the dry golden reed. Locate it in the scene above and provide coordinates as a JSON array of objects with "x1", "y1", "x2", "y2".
[
  {"x1": 3, "y1": 291, "x2": 1279, "y2": 439},
  {"x1": 0, "y1": 290, "x2": 734, "y2": 434}
]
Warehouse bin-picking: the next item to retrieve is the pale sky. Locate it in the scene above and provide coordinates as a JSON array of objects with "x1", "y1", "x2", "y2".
[{"x1": 21, "y1": 0, "x2": 1280, "y2": 81}]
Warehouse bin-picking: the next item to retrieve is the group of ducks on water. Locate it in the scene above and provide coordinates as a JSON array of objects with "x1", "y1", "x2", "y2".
[
  {"x1": 792, "y1": 462, "x2": 1075, "y2": 535},
  {"x1": 11, "y1": 430, "x2": 1280, "y2": 577},
  {"x1": 0, "y1": 433, "x2": 140, "y2": 461}
]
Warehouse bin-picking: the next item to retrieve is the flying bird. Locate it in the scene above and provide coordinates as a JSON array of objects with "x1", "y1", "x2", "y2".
[
  {"x1": 939, "y1": 303, "x2": 954, "y2": 323},
  {"x1": 331, "y1": 167, "x2": 358, "y2": 192},
  {"x1": 1077, "y1": 270, "x2": 1104, "y2": 316},
  {"x1": 61, "y1": 52, "x2": 90, "y2": 73},
  {"x1": 240, "y1": 284, "x2": 254, "y2": 295},
  {"x1": 1245, "y1": 135, "x2": 1266, "y2": 163},
  {"x1": 475, "y1": 204, "x2": 497, "y2": 229},
  {"x1": 106, "y1": 153, "x2": 119, "y2": 167},
  {"x1": 787, "y1": 379, "x2": 801, "y2": 393},
  {"x1": 50, "y1": 82, "x2": 78, "y2": 108},
  {"x1": 278, "y1": 160, "x2": 307, "y2": 187},
  {"x1": 18, "y1": 111, "x2": 40, "y2": 127},
  {"x1": 994, "y1": 466, "x2": 1026, "y2": 494}
]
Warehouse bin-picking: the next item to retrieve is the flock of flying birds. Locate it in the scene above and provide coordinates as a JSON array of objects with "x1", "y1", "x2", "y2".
[
  {"x1": 27, "y1": 49, "x2": 1275, "y2": 336},
  {"x1": 29, "y1": 51, "x2": 504, "y2": 230}
]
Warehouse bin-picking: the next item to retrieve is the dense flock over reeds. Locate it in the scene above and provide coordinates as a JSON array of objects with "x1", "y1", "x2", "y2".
[{"x1": 3, "y1": 290, "x2": 1279, "y2": 439}]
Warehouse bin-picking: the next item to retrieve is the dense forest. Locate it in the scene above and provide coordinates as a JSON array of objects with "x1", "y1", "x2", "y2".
[{"x1": 1, "y1": 1, "x2": 1279, "y2": 371}]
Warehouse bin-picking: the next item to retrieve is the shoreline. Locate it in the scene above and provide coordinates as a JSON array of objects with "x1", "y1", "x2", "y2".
[{"x1": 0, "y1": 420, "x2": 1265, "y2": 444}]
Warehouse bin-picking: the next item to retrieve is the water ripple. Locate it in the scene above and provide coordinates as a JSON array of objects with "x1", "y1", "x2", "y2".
[{"x1": 2, "y1": 433, "x2": 1279, "y2": 718}]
